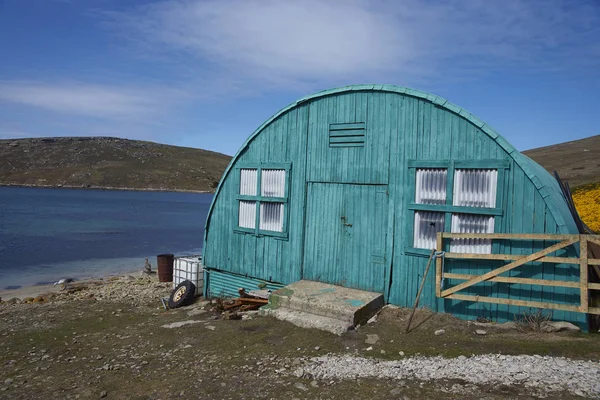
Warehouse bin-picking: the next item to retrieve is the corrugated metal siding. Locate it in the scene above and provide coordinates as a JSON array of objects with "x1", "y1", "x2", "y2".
[
  {"x1": 205, "y1": 268, "x2": 284, "y2": 299},
  {"x1": 450, "y1": 214, "x2": 494, "y2": 254},
  {"x1": 261, "y1": 169, "x2": 286, "y2": 197},
  {"x1": 238, "y1": 200, "x2": 256, "y2": 229},
  {"x1": 416, "y1": 169, "x2": 447, "y2": 204},
  {"x1": 453, "y1": 169, "x2": 497, "y2": 208},
  {"x1": 259, "y1": 202, "x2": 284, "y2": 232},
  {"x1": 203, "y1": 86, "x2": 585, "y2": 328},
  {"x1": 414, "y1": 211, "x2": 444, "y2": 250},
  {"x1": 240, "y1": 169, "x2": 257, "y2": 195}
]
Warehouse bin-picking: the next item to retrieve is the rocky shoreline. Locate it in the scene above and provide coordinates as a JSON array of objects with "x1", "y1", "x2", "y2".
[{"x1": 0, "y1": 272, "x2": 173, "y2": 307}]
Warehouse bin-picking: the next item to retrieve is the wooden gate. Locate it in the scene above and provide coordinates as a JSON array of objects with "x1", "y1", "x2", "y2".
[{"x1": 435, "y1": 233, "x2": 600, "y2": 315}]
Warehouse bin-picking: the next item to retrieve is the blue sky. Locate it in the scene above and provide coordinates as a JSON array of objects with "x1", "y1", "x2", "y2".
[{"x1": 0, "y1": 0, "x2": 599, "y2": 156}]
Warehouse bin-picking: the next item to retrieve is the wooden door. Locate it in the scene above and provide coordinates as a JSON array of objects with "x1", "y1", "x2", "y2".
[{"x1": 303, "y1": 183, "x2": 388, "y2": 293}]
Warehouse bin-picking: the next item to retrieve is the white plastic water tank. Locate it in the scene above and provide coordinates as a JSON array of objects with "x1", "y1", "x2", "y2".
[{"x1": 173, "y1": 255, "x2": 203, "y2": 296}]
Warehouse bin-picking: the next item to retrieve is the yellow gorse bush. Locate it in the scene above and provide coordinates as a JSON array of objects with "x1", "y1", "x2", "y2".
[{"x1": 572, "y1": 183, "x2": 600, "y2": 232}]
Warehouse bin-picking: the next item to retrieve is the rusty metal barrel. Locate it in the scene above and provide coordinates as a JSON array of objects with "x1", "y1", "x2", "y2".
[{"x1": 157, "y1": 253, "x2": 175, "y2": 282}]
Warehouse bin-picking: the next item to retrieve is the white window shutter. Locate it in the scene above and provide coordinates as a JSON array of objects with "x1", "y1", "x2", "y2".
[
  {"x1": 240, "y1": 169, "x2": 258, "y2": 196},
  {"x1": 453, "y1": 169, "x2": 498, "y2": 208},
  {"x1": 261, "y1": 169, "x2": 286, "y2": 197},
  {"x1": 413, "y1": 211, "x2": 445, "y2": 249},
  {"x1": 415, "y1": 169, "x2": 447, "y2": 205},
  {"x1": 259, "y1": 202, "x2": 284, "y2": 232},
  {"x1": 238, "y1": 200, "x2": 256, "y2": 229},
  {"x1": 450, "y1": 214, "x2": 495, "y2": 254}
]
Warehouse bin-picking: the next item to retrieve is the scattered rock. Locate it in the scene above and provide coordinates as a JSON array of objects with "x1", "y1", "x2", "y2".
[
  {"x1": 100, "y1": 390, "x2": 107, "y2": 398},
  {"x1": 365, "y1": 346, "x2": 373, "y2": 351},
  {"x1": 187, "y1": 308, "x2": 206, "y2": 317},
  {"x1": 390, "y1": 387, "x2": 402, "y2": 396},
  {"x1": 367, "y1": 314, "x2": 378, "y2": 324},
  {"x1": 294, "y1": 382, "x2": 308, "y2": 392},
  {"x1": 475, "y1": 330, "x2": 487, "y2": 336},
  {"x1": 540, "y1": 321, "x2": 580, "y2": 333},
  {"x1": 4, "y1": 378, "x2": 13, "y2": 385},
  {"x1": 365, "y1": 334, "x2": 379, "y2": 345},
  {"x1": 161, "y1": 320, "x2": 202, "y2": 329},
  {"x1": 222, "y1": 311, "x2": 241, "y2": 320},
  {"x1": 293, "y1": 368, "x2": 304, "y2": 378},
  {"x1": 398, "y1": 351, "x2": 405, "y2": 356},
  {"x1": 434, "y1": 329, "x2": 446, "y2": 336},
  {"x1": 495, "y1": 322, "x2": 518, "y2": 330}
]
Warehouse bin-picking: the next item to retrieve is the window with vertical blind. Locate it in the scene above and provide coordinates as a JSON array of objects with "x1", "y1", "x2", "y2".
[
  {"x1": 408, "y1": 160, "x2": 508, "y2": 254},
  {"x1": 235, "y1": 164, "x2": 290, "y2": 238}
]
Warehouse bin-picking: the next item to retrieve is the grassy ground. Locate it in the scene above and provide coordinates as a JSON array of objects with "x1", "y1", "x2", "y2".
[{"x1": 1, "y1": 296, "x2": 599, "y2": 400}]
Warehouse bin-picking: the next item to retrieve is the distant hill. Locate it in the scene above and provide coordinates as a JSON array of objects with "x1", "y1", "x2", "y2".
[
  {"x1": 3, "y1": 134, "x2": 597, "y2": 193},
  {"x1": 0, "y1": 137, "x2": 232, "y2": 192},
  {"x1": 523, "y1": 135, "x2": 600, "y2": 188}
]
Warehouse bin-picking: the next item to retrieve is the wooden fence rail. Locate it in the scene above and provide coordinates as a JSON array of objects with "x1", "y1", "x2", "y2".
[{"x1": 435, "y1": 233, "x2": 600, "y2": 315}]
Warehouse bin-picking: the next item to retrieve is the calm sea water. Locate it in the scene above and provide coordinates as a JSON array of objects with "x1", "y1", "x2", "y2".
[{"x1": 0, "y1": 187, "x2": 212, "y2": 289}]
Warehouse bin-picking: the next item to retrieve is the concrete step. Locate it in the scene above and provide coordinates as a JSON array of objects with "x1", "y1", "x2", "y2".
[
  {"x1": 261, "y1": 280, "x2": 384, "y2": 334},
  {"x1": 260, "y1": 307, "x2": 353, "y2": 336}
]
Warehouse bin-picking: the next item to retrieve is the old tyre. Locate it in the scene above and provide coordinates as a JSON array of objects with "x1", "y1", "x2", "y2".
[{"x1": 168, "y1": 280, "x2": 196, "y2": 308}]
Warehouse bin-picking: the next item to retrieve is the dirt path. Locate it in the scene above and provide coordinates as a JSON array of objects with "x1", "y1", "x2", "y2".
[{"x1": 1, "y1": 277, "x2": 599, "y2": 399}]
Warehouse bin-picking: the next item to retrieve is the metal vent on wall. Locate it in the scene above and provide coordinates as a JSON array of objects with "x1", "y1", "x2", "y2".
[{"x1": 329, "y1": 122, "x2": 366, "y2": 148}]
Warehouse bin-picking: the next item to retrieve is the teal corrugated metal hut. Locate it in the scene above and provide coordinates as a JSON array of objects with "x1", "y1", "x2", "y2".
[{"x1": 203, "y1": 85, "x2": 587, "y2": 327}]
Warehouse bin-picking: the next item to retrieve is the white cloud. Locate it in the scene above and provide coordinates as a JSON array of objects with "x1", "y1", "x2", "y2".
[
  {"x1": 106, "y1": 0, "x2": 600, "y2": 90},
  {"x1": 0, "y1": 81, "x2": 182, "y2": 120}
]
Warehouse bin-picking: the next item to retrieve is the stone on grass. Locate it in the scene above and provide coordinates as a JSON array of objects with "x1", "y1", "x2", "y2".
[
  {"x1": 434, "y1": 329, "x2": 446, "y2": 336},
  {"x1": 365, "y1": 334, "x2": 379, "y2": 345},
  {"x1": 293, "y1": 368, "x2": 304, "y2": 378},
  {"x1": 496, "y1": 322, "x2": 518, "y2": 330},
  {"x1": 475, "y1": 330, "x2": 487, "y2": 335},
  {"x1": 294, "y1": 382, "x2": 309, "y2": 392},
  {"x1": 161, "y1": 320, "x2": 202, "y2": 329},
  {"x1": 540, "y1": 321, "x2": 580, "y2": 333},
  {"x1": 187, "y1": 308, "x2": 206, "y2": 317},
  {"x1": 222, "y1": 311, "x2": 241, "y2": 320}
]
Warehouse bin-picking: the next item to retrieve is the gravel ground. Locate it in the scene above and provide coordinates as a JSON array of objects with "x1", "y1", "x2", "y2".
[
  {"x1": 3, "y1": 275, "x2": 600, "y2": 399},
  {"x1": 299, "y1": 354, "x2": 600, "y2": 398}
]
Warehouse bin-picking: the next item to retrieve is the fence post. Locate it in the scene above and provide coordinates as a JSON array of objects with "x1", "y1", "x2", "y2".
[{"x1": 580, "y1": 235, "x2": 589, "y2": 313}]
